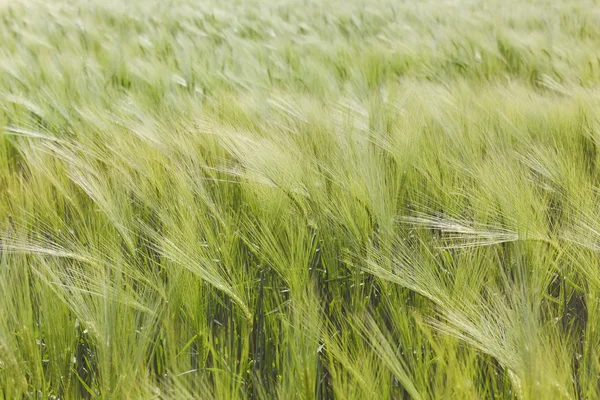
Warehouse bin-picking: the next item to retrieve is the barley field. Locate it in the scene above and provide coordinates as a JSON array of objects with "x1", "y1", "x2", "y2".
[{"x1": 2, "y1": 0, "x2": 600, "y2": 398}]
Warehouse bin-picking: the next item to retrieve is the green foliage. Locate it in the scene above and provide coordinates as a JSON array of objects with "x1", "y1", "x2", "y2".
[{"x1": 2, "y1": 0, "x2": 600, "y2": 398}]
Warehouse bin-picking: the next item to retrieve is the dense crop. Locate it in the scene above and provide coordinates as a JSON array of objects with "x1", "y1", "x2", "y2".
[{"x1": 2, "y1": 0, "x2": 600, "y2": 398}]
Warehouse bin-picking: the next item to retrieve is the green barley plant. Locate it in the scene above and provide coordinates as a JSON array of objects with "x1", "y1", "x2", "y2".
[{"x1": 2, "y1": 0, "x2": 600, "y2": 398}]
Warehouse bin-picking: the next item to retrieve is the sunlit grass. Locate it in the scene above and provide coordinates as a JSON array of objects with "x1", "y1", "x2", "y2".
[{"x1": 2, "y1": 0, "x2": 600, "y2": 398}]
